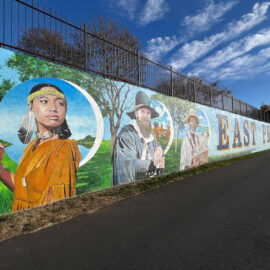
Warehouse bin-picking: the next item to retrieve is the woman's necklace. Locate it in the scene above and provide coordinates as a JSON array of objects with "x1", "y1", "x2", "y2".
[{"x1": 36, "y1": 130, "x2": 54, "y2": 140}]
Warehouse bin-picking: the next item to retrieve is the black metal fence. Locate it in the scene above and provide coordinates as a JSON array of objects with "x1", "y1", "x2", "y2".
[{"x1": 0, "y1": 0, "x2": 269, "y2": 122}]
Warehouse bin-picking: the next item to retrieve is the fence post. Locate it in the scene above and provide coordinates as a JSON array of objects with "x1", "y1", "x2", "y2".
[
  {"x1": 209, "y1": 86, "x2": 212, "y2": 106},
  {"x1": 193, "y1": 77, "x2": 196, "y2": 102},
  {"x1": 84, "y1": 24, "x2": 87, "y2": 72},
  {"x1": 170, "y1": 66, "x2": 173, "y2": 97},
  {"x1": 239, "y1": 100, "x2": 241, "y2": 115},
  {"x1": 137, "y1": 50, "x2": 141, "y2": 87}
]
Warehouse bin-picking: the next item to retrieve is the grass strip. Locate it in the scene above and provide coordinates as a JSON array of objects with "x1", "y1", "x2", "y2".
[{"x1": 1, "y1": 148, "x2": 270, "y2": 242}]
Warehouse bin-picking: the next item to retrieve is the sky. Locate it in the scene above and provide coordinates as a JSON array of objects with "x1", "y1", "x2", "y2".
[{"x1": 28, "y1": 0, "x2": 270, "y2": 109}]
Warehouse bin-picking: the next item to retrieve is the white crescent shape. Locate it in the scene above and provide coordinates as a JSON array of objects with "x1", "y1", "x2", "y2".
[{"x1": 62, "y1": 80, "x2": 104, "y2": 167}]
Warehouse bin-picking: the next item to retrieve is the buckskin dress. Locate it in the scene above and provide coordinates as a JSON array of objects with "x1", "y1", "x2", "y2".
[{"x1": 12, "y1": 138, "x2": 81, "y2": 211}]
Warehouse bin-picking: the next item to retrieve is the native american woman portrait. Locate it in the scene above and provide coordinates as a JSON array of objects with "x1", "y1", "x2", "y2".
[{"x1": 0, "y1": 83, "x2": 81, "y2": 211}]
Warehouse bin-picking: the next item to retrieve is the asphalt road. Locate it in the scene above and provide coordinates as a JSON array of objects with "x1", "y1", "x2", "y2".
[{"x1": 1, "y1": 152, "x2": 270, "y2": 270}]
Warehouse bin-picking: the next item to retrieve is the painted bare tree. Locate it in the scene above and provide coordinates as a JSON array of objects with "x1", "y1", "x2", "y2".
[
  {"x1": 16, "y1": 17, "x2": 143, "y2": 157},
  {"x1": 86, "y1": 17, "x2": 144, "y2": 156},
  {"x1": 92, "y1": 78, "x2": 131, "y2": 155}
]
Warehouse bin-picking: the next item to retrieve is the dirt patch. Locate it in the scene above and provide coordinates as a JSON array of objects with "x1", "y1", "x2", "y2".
[{"x1": 0, "y1": 172, "x2": 183, "y2": 242}]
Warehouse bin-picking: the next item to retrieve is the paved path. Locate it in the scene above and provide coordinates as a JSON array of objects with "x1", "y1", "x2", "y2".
[{"x1": 1, "y1": 152, "x2": 270, "y2": 270}]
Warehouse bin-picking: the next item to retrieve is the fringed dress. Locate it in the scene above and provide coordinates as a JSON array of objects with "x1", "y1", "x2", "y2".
[{"x1": 12, "y1": 138, "x2": 81, "y2": 211}]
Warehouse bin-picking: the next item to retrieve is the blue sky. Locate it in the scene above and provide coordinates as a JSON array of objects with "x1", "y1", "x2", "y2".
[{"x1": 16, "y1": 1, "x2": 270, "y2": 108}]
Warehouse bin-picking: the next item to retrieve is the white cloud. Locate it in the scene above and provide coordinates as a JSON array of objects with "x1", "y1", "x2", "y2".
[
  {"x1": 145, "y1": 36, "x2": 182, "y2": 61},
  {"x1": 139, "y1": 0, "x2": 169, "y2": 26},
  {"x1": 106, "y1": 0, "x2": 138, "y2": 20},
  {"x1": 182, "y1": 0, "x2": 238, "y2": 34},
  {"x1": 142, "y1": 0, "x2": 236, "y2": 61},
  {"x1": 116, "y1": 0, "x2": 139, "y2": 20},
  {"x1": 170, "y1": 2, "x2": 270, "y2": 70},
  {"x1": 192, "y1": 28, "x2": 270, "y2": 74},
  {"x1": 197, "y1": 46, "x2": 270, "y2": 80}
]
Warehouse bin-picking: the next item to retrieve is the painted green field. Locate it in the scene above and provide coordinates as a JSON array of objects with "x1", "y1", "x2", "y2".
[
  {"x1": 76, "y1": 138, "x2": 183, "y2": 195},
  {"x1": 0, "y1": 138, "x2": 183, "y2": 214},
  {"x1": 0, "y1": 153, "x2": 18, "y2": 214},
  {"x1": 76, "y1": 140, "x2": 112, "y2": 195},
  {"x1": 163, "y1": 138, "x2": 183, "y2": 174}
]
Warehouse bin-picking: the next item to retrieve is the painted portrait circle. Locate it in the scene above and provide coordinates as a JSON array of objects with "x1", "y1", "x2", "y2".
[
  {"x1": 0, "y1": 77, "x2": 104, "y2": 167},
  {"x1": 150, "y1": 99, "x2": 174, "y2": 154}
]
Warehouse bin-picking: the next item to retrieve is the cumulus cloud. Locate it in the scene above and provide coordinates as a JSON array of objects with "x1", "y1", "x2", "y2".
[
  {"x1": 139, "y1": 0, "x2": 169, "y2": 26},
  {"x1": 145, "y1": 36, "x2": 182, "y2": 61},
  {"x1": 170, "y1": 2, "x2": 270, "y2": 70},
  {"x1": 182, "y1": 0, "x2": 238, "y2": 35}
]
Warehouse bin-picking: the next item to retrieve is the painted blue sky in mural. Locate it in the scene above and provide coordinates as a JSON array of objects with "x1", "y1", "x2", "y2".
[
  {"x1": 35, "y1": 0, "x2": 270, "y2": 109},
  {"x1": 0, "y1": 68, "x2": 97, "y2": 163}
]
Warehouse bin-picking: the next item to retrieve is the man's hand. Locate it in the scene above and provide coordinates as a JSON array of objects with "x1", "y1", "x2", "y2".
[{"x1": 153, "y1": 146, "x2": 165, "y2": 168}]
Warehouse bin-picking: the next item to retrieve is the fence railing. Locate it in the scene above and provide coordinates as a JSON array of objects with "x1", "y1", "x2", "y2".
[{"x1": 0, "y1": 0, "x2": 269, "y2": 122}]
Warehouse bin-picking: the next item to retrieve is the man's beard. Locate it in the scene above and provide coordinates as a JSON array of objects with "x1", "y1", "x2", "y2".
[{"x1": 136, "y1": 118, "x2": 152, "y2": 138}]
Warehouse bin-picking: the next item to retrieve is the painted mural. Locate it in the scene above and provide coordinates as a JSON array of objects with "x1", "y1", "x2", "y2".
[{"x1": 0, "y1": 47, "x2": 269, "y2": 215}]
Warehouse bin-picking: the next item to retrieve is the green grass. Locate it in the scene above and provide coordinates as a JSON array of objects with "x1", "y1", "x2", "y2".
[
  {"x1": 157, "y1": 136, "x2": 168, "y2": 150},
  {"x1": 76, "y1": 135, "x2": 95, "y2": 149},
  {"x1": 76, "y1": 140, "x2": 112, "y2": 194},
  {"x1": 0, "y1": 153, "x2": 18, "y2": 214},
  {"x1": 75, "y1": 138, "x2": 183, "y2": 195},
  {"x1": 1, "y1": 146, "x2": 270, "y2": 241},
  {"x1": 163, "y1": 138, "x2": 182, "y2": 174},
  {"x1": 0, "y1": 136, "x2": 260, "y2": 215},
  {"x1": 0, "y1": 139, "x2": 12, "y2": 147}
]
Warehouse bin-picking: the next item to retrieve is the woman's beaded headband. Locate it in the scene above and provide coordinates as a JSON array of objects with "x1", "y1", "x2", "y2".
[{"x1": 27, "y1": 87, "x2": 65, "y2": 103}]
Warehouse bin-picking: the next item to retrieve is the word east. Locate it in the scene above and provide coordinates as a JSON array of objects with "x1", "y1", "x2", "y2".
[{"x1": 216, "y1": 114, "x2": 258, "y2": 151}]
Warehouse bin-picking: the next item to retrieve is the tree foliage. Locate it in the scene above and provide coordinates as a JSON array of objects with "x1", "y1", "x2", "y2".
[
  {"x1": 6, "y1": 17, "x2": 143, "y2": 156},
  {"x1": 0, "y1": 75, "x2": 16, "y2": 102},
  {"x1": 152, "y1": 93, "x2": 195, "y2": 153},
  {"x1": 7, "y1": 53, "x2": 111, "y2": 117}
]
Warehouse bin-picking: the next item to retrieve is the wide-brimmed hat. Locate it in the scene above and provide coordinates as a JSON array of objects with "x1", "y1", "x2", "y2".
[
  {"x1": 185, "y1": 109, "x2": 199, "y2": 124},
  {"x1": 127, "y1": 91, "x2": 159, "y2": 119}
]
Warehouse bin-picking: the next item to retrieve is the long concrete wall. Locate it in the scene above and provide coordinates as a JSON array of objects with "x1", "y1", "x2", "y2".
[{"x1": 0, "y1": 47, "x2": 269, "y2": 215}]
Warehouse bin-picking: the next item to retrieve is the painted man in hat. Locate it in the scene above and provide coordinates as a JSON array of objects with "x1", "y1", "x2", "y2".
[
  {"x1": 112, "y1": 91, "x2": 165, "y2": 186},
  {"x1": 180, "y1": 109, "x2": 201, "y2": 170}
]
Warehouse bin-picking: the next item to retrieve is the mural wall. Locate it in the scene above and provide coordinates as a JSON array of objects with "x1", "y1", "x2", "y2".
[{"x1": 0, "y1": 47, "x2": 269, "y2": 214}]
